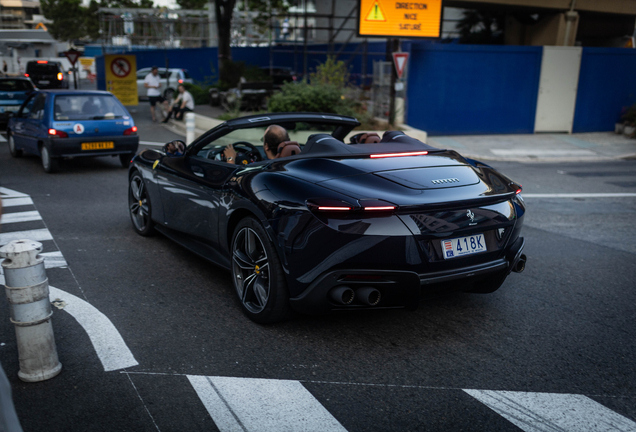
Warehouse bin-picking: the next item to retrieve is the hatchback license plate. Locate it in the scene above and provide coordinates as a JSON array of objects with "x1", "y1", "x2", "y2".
[
  {"x1": 441, "y1": 234, "x2": 486, "y2": 259},
  {"x1": 81, "y1": 142, "x2": 114, "y2": 150},
  {"x1": 39, "y1": 80, "x2": 49, "y2": 84}
]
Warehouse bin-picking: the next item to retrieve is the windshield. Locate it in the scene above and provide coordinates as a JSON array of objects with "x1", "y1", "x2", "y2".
[
  {"x1": 0, "y1": 80, "x2": 34, "y2": 91},
  {"x1": 199, "y1": 121, "x2": 342, "y2": 155},
  {"x1": 54, "y1": 95, "x2": 128, "y2": 120}
]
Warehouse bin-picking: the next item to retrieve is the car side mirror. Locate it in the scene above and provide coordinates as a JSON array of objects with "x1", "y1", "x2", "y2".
[{"x1": 163, "y1": 140, "x2": 186, "y2": 157}]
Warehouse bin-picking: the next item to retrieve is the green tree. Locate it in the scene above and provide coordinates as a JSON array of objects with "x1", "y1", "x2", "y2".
[{"x1": 40, "y1": 0, "x2": 87, "y2": 41}]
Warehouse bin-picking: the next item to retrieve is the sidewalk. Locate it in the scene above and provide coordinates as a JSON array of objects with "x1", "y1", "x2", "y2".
[{"x1": 163, "y1": 105, "x2": 636, "y2": 163}]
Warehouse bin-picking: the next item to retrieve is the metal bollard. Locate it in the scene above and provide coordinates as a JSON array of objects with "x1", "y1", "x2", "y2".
[
  {"x1": 185, "y1": 112, "x2": 195, "y2": 145},
  {"x1": 0, "y1": 240, "x2": 62, "y2": 382}
]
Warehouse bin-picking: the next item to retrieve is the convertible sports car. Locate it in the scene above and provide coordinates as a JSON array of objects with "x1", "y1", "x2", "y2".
[{"x1": 129, "y1": 113, "x2": 526, "y2": 323}]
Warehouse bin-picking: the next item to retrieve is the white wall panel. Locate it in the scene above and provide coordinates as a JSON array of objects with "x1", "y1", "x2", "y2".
[{"x1": 534, "y1": 46, "x2": 582, "y2": 133}]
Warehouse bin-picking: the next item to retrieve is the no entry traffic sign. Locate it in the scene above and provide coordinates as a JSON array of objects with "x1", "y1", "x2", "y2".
[{"x1": 393, "y1": 52, "x2": 409, "y2": 79}]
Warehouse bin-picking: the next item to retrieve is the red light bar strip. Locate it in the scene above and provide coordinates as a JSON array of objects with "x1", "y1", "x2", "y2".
[
  {"x1": 317, "y1": 206, "x2": 352, "y2": 211},
  {"x1": 370, "y1": 151, "x2": 428, "y2": 158},
  {"x1": 516, "y1": 189, "x2": 522, "y2": 194},
  {"x1": 363, "y1": 206, "x2": 396, "y2": 211}
]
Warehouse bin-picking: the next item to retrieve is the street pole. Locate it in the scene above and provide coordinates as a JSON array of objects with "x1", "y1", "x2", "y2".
[{"x1": 388, "y1": 38, "x2": 400, "y2": 127}]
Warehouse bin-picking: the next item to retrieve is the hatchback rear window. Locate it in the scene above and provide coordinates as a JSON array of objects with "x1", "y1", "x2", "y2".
[
  {"x1": 54, "y1": 95, "x2": 128, "y2": 120},
  {"x1": 0, "y1": 80, "x2": 34, "y2": 91},
  {"x1": 26, "y1": 64, "x2": 61, "y2": 75}
]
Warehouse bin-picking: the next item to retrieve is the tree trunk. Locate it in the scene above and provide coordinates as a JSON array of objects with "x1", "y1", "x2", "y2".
[{"x1": 216, "y1": 0, "x2": 237, "y2": 86}]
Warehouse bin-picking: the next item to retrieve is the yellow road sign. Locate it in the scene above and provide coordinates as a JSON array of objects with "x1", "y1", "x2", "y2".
[
  {"x1": 358, "y1": 0, "x2": 442, "y2": 38},
  {"x1": 104, "y1": 54, "x2": 138, "y2": 106}
]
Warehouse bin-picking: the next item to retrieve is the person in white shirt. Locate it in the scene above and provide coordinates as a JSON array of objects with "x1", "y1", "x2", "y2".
[
  {"x1": 144, "y1": 66, "x2": 163, "y2": 122},
  {"x1": 162, "y1": 84, "x2": 194, "y2": 122}
]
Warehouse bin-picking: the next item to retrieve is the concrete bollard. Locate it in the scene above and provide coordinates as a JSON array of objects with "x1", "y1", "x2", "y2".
[
  {"x1": 186, "y1": 112, "x2": 196, "y2": 145},
  {"x1": 0, "y1": 240, "x2": 62, "y2": 382}
]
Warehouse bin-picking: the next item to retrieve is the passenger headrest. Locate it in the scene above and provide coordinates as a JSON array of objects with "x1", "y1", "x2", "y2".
[
  {"x1": 358, "y1": 132, "x2": 381, "y2": 143},
  {"x1": 275, "y1": 141, "x2": 301, "y2": 158}
]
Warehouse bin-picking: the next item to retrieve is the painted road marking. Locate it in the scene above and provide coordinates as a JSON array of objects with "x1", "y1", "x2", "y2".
[
  {"x1": 465, "y1": 390, "x2": 636, "y2": 432},
  {"x1": 0, "y1": 187, "x2": 27, "y2": 198},
  {"x1": 48, "y1": 286, "x2": 138, "y2": 372},
  {"x1": 0, "y1": 187, "x2": 137, "y2": 373},
  {"x1": 523, "y1": 193, "x2": 636, "y2": 198},
  {"x1": 490, "y1": 149, "x2": 597, "y2": 157},
  {"x1": 0, "y1": 228, "x2": 53, "y2": 245},
  {"x1": 0, "y1": 134, "x2": 6, "y2": 142},
  {"x1": 188, "y1": 375, "x2": 348, "y2": 432},
  {"x1": 139, "y1": 141, "x2": 165, "y2": 147},
  {"x1": 0, "y1": 210, "x2": 42, "y2": 225},
  {"x1": 1, "y1": 197, "x2": 34, "y2": 207}
]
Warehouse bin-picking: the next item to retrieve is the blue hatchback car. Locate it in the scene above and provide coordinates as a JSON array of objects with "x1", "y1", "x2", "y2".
[
  {"x1": 7, "y1": 90, "x2": 139, "y2": 173},
  {"x1": 0, "y1": 77, "x2": 36, "y2": 127}
]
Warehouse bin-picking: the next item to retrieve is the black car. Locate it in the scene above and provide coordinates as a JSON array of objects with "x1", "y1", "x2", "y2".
[
  {"x1": 260, "y1": 66, "x2": 297, "y2": 87},
  {"x1": 128, "y1": 113, "x2": 526, "y2": 323},
  {"x1": 25, "y1": 60, "x2": 69, "y2": 89}
]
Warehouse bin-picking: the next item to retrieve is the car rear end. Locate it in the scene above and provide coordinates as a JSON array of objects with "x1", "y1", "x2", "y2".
[
  {"x1": 47, "y1": 92, "x2": 138, "y2": 158},
  {"x1": 0, "y1": 78, "x2": 34, "y2": 125},
  {"x1": 270, "y1": 150, "x2": 526, "y2": 314},
  {"x1": 25, "y1": 61, "x2": 68, "y2": 89}
]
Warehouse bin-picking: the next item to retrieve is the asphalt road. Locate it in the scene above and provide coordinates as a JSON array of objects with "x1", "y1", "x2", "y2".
[{"x1": 0, "y1": 114, "x2": 635, "y2": 431}]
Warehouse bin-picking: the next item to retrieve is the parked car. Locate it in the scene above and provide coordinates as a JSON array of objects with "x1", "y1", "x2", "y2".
[
  {"x1": 0, "y1": 77, "x2": 36, "y2": 127},
  {"x1": 7, "y1": 90, "x2": 139, "y2": 173},
  {"x1": 136, "y1": 68, "x2": 193, "y2": 100},
  {"x1": 127, "y1": 112, "x2": 527, "y2": 323},
  {"x1": 25, "y1": 60, "x2": 70, "y2": 90},
  {"x1": 260, "y1": 66, "x2": 298, "y2": 88}
]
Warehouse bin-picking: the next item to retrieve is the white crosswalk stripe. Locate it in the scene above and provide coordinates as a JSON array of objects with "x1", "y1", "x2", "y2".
[
  {"x1": 188, "y1": 375, "x2": 348, "y2": 432},
  {"x1": 0, "y1": 210, "x2": 42, "y2": 224},
  {"x1": 0, "y1": 228, "x2": 53, "y2": 245},
  {"x1": 1, "y1": 196, "x2": 34, "y2": 207},
  {"x1": 465, "y1": 390, "x2": 636, "y2": 432}
]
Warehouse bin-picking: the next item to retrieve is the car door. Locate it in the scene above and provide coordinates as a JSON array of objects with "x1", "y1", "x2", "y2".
[
  {"x1": 11, "y1": 94, "x2": 36, "y2": 153},
  {"x1": 22, "y1": 93, "x2": 47, "y2": 154},
  {"x1": 155, "y1": 151, "x2": 237, "y2": 248}
]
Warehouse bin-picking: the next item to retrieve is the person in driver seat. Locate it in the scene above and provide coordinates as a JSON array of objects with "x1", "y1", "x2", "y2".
[{"x1": 223, "y1": 124, "x2": 299, "y2": 165}]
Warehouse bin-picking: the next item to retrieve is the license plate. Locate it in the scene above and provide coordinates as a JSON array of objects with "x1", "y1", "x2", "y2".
[
  {"x1": 39, "y1": 80, "x2": 49, "y2": 84},
  {"x1": 441, "y1": 234, "x2": 486, "y2": 259},
  {"x1": 81, "y1": 142, "x2": 114, "y2": 150}
]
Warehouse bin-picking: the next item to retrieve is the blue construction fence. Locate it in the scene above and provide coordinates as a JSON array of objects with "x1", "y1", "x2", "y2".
[{"x1": 95, "y1": 42, "x2": 636, "y2": 134}]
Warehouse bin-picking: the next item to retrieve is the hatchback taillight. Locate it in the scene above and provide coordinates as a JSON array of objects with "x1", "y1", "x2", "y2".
[
  {"x1": 48, "y1": 129, "x2": 68, "y2": 138},
  {"x1": 123, "y1": 126, "x2": 137, "y2": 136},
  {"x1": 57, "y1": 73, "x2": 63, "y2": 81}
]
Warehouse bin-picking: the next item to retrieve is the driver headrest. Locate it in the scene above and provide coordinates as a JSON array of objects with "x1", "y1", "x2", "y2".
[{"x1": 275, "y1": 141, "x2": 301, "y2": 158}]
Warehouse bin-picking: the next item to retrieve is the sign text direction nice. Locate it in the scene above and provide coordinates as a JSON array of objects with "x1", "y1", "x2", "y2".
[{"x1": 358, "y1": 0, "x2": 442, "y2": 38}]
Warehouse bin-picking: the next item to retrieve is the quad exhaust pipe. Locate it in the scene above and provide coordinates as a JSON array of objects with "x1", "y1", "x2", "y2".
[
  {"x1": 329, "y1": 286, "x2": 382, "y2": 306},
  {"x1": 355, "y1": 287, "x2": 381, "y2": 306},
  {"x1": 329, "y1": 286, "x2": 355, "y2": 305},
  {"x1": 512, "y1": 254, "x2": 527, "y2": 273}
]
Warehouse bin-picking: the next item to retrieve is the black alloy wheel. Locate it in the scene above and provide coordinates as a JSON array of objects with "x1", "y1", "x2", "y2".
[
  {"x1": 8, "y1": 133, "x2": 22, "y2": 158},
  {"x1": 129, "y1": 172, "x2": 154, "y2": 236},
  {"x1": 231, "y1": 217, "x2": 291, "y2": 323}
]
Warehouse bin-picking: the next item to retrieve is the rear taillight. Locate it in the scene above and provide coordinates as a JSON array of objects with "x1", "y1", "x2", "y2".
[
  {"x1": 24, "y1": 73, "x2": 29, "y2": 77},
  {"x1": 370, "y1": 151, "x2": 428, "y2": 159},
  {"x1": 37, "y1": 60, "x2": 48, "y2": 64},
  {"x1": 178, "y1": 79, "x2": 183, "y2": 84},
  {"x1": 123, "y1": 126, "x2": 137, "y2": 136},
  {"x1": 57, "y1": 72, "x2": 63, "y2": 81},
  {"x1": 317, "y1": 206, "x2": 352, "y2": 211},
  {"x1": 48, "y1": 129, "x2": 68, "y2": 138},
  {"x1": 308, "y1": 199, "x2": 397, "y2": 214},
  {"x1": 359, "y1": 199, "x2": 397, "y2": 213}
]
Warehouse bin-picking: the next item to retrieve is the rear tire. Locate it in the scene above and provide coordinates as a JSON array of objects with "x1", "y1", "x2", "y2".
[
  {"x1": 128, "y1": 171, "x2": 155, "y2": 236},
  {"x1": 40, "y1": 145, "x2": 59, "y2": 173},
  {"x1": 8, "y1": 133, "x2": 22, "y2": 158},
  {"x1": 231, "y1": 217, "x2": 292, "y2": 324}
]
